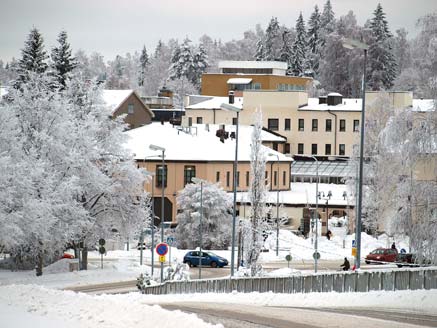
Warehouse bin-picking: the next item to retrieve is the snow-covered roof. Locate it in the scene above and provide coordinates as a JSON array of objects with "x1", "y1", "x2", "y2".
[
  {"x1": 328, "y1": 92, "x2": 343, "y2": 97},
  {"x1": 124, "y1": 122, "x2": 292, "y2": 162},
  {"x1": 227, "y1": 78, "x2": 252, "y2": 84},
  {"x1": 219, "y1": 60, "x2": 288, "y2": 70},
  {"x1": 185, "y1": 96, "x2": 243, "y2": 110},
  {"x1": 299, "y1": 97, "x2": 362, "y2": 112},
  {"x1": 412, "y1": 99, "x2": 435, "y2": 112},
  {"x1": 237, "y1": 182, "x2": 352, "y2": 207},
  {"x1": 102, "y1": 90, "x2": 133, "y2": 113}
]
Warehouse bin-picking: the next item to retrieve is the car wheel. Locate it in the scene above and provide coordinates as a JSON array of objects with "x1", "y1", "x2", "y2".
[
  {"x1": 186, "y1": 261, "x2": 193, "y2": 267},
  {"x1": 211, "y1": 261, "x2": 218, "y2": 268},
  {"x1": 365, "y1": 261, "x2": 370, "y2": 264},
  {"x1": 397, "y1": 264, "x2": 403, "y2": 268}
]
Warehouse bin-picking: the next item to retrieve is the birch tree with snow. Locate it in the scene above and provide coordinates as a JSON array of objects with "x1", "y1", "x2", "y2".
[{"x1": 175, "y1": 179, "x2": 232, "y2": 250}]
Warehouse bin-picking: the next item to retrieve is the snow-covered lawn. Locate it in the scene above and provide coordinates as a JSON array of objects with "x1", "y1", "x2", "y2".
[{"x1": 0, "y1": 231, "x2": 428, "y2": 328}]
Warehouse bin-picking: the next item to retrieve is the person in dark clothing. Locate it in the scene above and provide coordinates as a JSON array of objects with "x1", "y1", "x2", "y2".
[
  {"x1": 340, "y1": 257, "x2": 350, "y2": 271},
  {"x1": 327, "y1": 230, "x2": 332, "y2": 240},
  {"x1": 391, "y1": 242, "x2": 397, "y2": 252}
]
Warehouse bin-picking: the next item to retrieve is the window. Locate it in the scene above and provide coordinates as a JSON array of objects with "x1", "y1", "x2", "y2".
[
  {"x1": 340, "y1": 119, "x2": 346, "y2": 132},
  {"x1": 246, "y1": 171, "x2": 250, "y2": 186},
  {"x1": 298, "y1": 143, "x2": 304, "y2": 154},
  {"x1": 196, "y1": 117, "x2": 203, "y2": 124},
  {"x1": 226, "y1": 171, "x2": 230, "y2": 187},
  {"x1": 253, "y1": 82, "x2": 261, "y2": 89},
  {"x1": 188, "y1": 117, "x2": 192, "y2": 126},
  {"x1": 353, "y1": 120, "x2": 359, "y2": 132},
  {"x1": 156, "y1": 165, "x2": 167, "y2": 188},
  {"x1": 265, "y1": 171, "x2": 268, "y2": 185},
  {"x1": 311, "y1": 143, "x2": 318, "y2": 155},
  {"x1": 274, "y1": 170, "x2": 278, "y2": 186},
  {"x1": 312, "y1": 119, "x2": 318, "y2": 132},
  {"x1": 284, "y1": 143, "x2": 290, "y2": 154},
  {"x1": 326, "y1": 119, "x2": 332, "y2": 132},
  {"x1": 232, "y1": 117, "x2": 237, "y2": 125},
  {"x1": 273, "y1": 143, "x2": 278, "y2": 151},
  {"x1": 268, "y1": 118, "x2": 279, "y2": 131},
  {"x1": 339, "y1": 144, "x2": 345, "y2": 155},
  {"x1": 184, "y1": 166, "x2": 196, "y2": 185},
  {"x1": 284, "y1": 119, "x2": 291, "y2": 131},
  {"x1": 283, "y1": 171, "x2": 286, "y2": 186},
  {"x1": 127, "y1": 103, "x2": 134, "y2": 114},
  {"x1": 298, "y1": 119, "x2": 304, "y2": 131},
  {"x1": 325, "y1": 144, "x2": 331, "y2": 155},
  {"x1": 236, "y1": 171, "x2": 240, "y2": 187},
  {"x1": 216, "y1": 171, "x2": 220, "y2": 183}
]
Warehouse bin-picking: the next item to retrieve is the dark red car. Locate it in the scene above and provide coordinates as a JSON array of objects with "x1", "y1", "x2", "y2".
[{"x1": 365, "y1": 248, "x2": 398, "y2": 264}]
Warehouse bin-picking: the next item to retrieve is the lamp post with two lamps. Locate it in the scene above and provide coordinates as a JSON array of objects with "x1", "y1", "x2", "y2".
[
  {"x1": 342, "y1": 37, "x2": 369, "y2": 269},
  {"x1": 220, "y1": 97, "x2": 241, "y2": 277},
  {"x1": 298, "y1": 155, "x2": 319, "y2": 272},
  {"x1": 149, "y1": 144, "x2": 166, "y2": 282}
]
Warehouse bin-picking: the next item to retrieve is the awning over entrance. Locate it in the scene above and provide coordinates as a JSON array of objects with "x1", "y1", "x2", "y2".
[{"x1": 227, "y1": 78, "x2": 252, "y2": 85}]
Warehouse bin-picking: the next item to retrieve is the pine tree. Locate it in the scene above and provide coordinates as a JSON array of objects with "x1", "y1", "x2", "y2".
[
  {"x1": 254, "y1": 39, "x2": 265, "y2": 61},
  {"x1": 279, "y1": 29, "x2": 292, "y2": 68},
  {"x1": 15, "y1": 28, "x2": 48, "y2": 87},
  {"x1": 51, "y1": 30, "x2": 77, "y2": 88},
  {"x1": 264, "y1": 17, "x2": 280, "y2": 60},
  {"x1": 320, "y1": 0, "x2": 335, "y2": 34},
  {"x1": 368, "y1": 3, "x2": 397, "y2": 90},
  {"x1": 307, "y1": 5, "x2": 322, "y2": 76},
  {"x1": 169, "y1": 38, "x2": 194, "y2": 82},
  {"x1": 138, "y1": 45, "x2": 149, "y2": 87},
  {"x1": 290, "y1": 13, "x2": 307, "y2": 76},
  {"x1": 192, "y1": 44, "x2": 208, "y2": 89}
]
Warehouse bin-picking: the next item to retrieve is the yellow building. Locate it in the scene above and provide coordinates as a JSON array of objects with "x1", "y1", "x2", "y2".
[
  {"x1": 201, "y1": 61, "x2": 311, "y2": 97},
  {"x1": 124, "y1": 122, "x2": 292, "y2": 224}
]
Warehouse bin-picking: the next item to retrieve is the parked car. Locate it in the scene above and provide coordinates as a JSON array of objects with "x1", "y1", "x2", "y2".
[
  {"x1": 396, "y1": 253, "x2": 416, "y2": 267},
  {"x1": 62, "y1": 253, "x2": 75, "y2": 259},
  {"x1": 183, "y1": 251, "x2": 228, "y2": 268},
  {"x1": 365, "y1": 248, "x2": 398, "y2": 264}
]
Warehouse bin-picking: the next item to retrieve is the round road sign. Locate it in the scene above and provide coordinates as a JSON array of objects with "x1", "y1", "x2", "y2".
[
  {"x1": 285, "y1": 254, "x2": 292, "y2": 262},
  {"x1": 313, "y1": 252, "x2": 321, "y2": 260},
  {"x1": 156, "y1": 243, "x2": 169, "y2": 256},
  {"x1": 99, "y1": 246, "x2": 106, "y2": 254},
  {"x1": 98, "y1": 238, "x2": 106, "y2": 246}
]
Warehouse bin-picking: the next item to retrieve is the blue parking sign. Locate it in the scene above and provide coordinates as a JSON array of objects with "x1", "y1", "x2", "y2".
[{"x1": 352, "y1": 240, "x2": 356, "y2": 247}]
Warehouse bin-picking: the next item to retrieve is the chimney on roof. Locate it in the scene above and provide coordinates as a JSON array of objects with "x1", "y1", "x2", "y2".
[
  {"x1": 228, "y1": 90, "x2": 234, "y2": 104},
  {"x1": 327, "y1": 93, "x2": 343, "y2": 106},
  {"x1": 319, "y1": 96, "x2": 327, "y2": 104}
]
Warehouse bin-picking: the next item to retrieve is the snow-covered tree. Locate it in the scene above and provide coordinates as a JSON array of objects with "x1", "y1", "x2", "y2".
[
  {"x1": 290, "y1": 13, "x2": 307, "y2": 76},
  {"x1": 138, "y1": 45, "x2": 150, "y2": 87},
  {"x1": 306, "y1": 5, "x2": 322, "y2": 76},
  {"x1": 243, "y1": 110, "x2": 269, "y2": 276},
  {"x1": 264, "y1": 17, "x2": 281, "y2": 61},
  {"x1": 320, "y1": 0, "x2": 335, "y2": 35},
  {"x1": 14, "y1": 28, "x2": 48, "y2": 88},
  {"x1": 279, "y1": 29, "x2": 293, "y2": 67},
  {"x1": 51, "y1": 30, "x2": 77, "y2": 88},
  {"x1": 254, "y1": 38, "x2": 265, "y2": 61},
  {"x1": 175, "y1": 179, "x2": 232, "y2": 250},
  {"x1": 367, "y1": 3, "x2": 397, "y2": 90},
  {"x1": 393, "y1": 28, "x2": 411, "y2": 75},
  {"x1": 191, "y1": 43, "x2": 208, "y2": 88}
]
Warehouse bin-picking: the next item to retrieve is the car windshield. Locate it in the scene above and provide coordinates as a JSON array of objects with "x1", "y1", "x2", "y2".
[
  {"x1": 206, "y1": 252, "x2": 219, "y2": 257},
  {"x1": 371, "y1": 249, "x2": 384, "y2": 254}
]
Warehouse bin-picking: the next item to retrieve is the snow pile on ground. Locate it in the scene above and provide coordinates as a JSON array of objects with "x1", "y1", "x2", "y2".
[
  {"x1": 135, "y1": 289, "x2": 437, "y2": 315},
  {"x1": 0, "y1": 284, "x2": 222, "y2": 328}
]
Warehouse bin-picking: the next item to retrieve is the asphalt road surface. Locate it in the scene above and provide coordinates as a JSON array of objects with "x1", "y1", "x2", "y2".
[{"x1": 161, "y1": 302, "x2": 437, "y2": 328}]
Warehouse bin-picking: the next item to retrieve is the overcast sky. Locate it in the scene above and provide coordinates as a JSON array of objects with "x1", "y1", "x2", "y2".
[{"x1": 1, "y1": 0, "x2": 436, "y2": 63}]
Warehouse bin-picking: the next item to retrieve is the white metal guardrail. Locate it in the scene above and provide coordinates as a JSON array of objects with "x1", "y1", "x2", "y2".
[{"x1": 141, "y1": 268, "x2": 437, "y2": 295}]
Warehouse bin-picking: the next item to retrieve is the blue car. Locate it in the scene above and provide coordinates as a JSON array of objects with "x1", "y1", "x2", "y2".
[{"x1": 183, "y1": 251, "x2": 228, "y2": 268}]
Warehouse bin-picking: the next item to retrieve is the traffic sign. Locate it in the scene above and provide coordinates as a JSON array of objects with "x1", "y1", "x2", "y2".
[
  {"x1": 352, "y1": 240, "x2": 356, "y2": 248},
  {"x1": 99, "y1": 246, "x2": 106, "y2": 254},
  {"x1": 98, "y1": 238, "x2": 105, "y2": 246},
  {"x1": 400, "y1": 248, "x2": 406, "y2": 254},
  {"x1": 313, "y1": 252, "x2": 321, "y2": 260},
  {"x1": 156, "y1": 243, "x2": 169, "y2": 256},
  {"x1": 285, "y1": 254, "x2": 292, "y2": 262},
  {"x1": 159, "y1": 255, "x2": 166, "y2": 263},
  {"x1": 352, "y1": 247, "x2": 357, "y2": 257},
  {"x1": 166, "y1": 236, "x2": 175, "y2": 246}
]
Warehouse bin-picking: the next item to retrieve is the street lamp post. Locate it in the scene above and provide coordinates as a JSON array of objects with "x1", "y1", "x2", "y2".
[
  {"x1": 268, "y1": 153, "x2": 280, "y2": 256},
  {"x1": 192, "y1": 178, "x2": 204, "y2": 279},
  {"x1": 342, "y1": 38, "x2": 368, "y2": 269},
  {"x1": 220, "y1": 100, "x2": 242, "y2": 277},
  {"x1": 149, "y1": 144, "x2": 166, "y2": 282}
]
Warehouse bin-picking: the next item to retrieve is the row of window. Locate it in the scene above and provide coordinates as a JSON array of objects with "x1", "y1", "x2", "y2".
[
  {"x1": 267, "y1": 118, "x2": 360, "y2": 132},
  {"x1": 154, "y1": 165, "x2": 288, "y2": 188},
  {"x1": 277, "y1": 84, "x2": 306, "y2": 91},
  {"x1": 297, "y1": 143, "x2": 346, "y2": 156}
]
